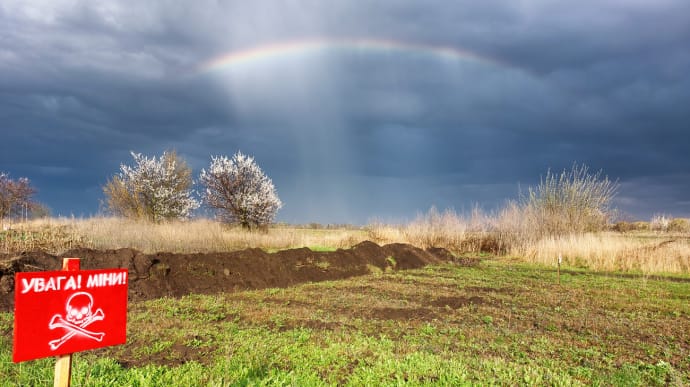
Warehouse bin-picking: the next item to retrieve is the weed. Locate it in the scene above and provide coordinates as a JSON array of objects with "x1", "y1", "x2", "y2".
[{"x1": 385, "y1": 255, "x2": 397, "y2": 268}]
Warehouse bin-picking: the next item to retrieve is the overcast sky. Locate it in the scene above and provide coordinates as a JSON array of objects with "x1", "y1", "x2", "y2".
[{"x1": 1, "y1": 1, "x2": 689, "y2": 224}]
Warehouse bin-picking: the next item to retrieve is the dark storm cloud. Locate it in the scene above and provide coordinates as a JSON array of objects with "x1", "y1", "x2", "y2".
[{"x1": 1, "y1": 0, "x2": 689, "y2": 222}]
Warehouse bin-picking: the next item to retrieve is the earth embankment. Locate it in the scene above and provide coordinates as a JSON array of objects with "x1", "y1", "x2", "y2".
[{"x1": 0, "y1": 241, "x2": 463, "y2": 311}]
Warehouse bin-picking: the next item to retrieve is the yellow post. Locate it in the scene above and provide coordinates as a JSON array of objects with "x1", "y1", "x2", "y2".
[
  {"x1": 54, "y1": 258, "x2": 80, "y2": 387},
  {"x1": 54, "y1": 355, "x2": 72, "y2": 387}
]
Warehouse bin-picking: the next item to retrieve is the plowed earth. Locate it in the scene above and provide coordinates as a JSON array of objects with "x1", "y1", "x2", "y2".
[{"x1": 0, "y1": 241, "x2": 464, "y2": 312}]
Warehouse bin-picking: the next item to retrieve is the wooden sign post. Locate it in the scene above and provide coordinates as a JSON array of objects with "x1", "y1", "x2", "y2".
[
  {"x1": 13, "y1": 258, "x2": 128, "y2": 386},
  {"x1": 55, "y1": 258, "x2": 79, "y2": 387}
]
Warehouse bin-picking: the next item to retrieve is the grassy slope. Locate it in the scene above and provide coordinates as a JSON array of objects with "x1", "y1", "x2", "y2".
[{"x1": 2, "y1": 260, "x2": 689, "y2": 386}]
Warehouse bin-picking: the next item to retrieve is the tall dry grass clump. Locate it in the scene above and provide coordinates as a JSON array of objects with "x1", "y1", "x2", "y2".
[
  {"x1": 488, "y1": 201, "x2": 531, "y2": 253},
  {"x1": 401, "y1": 207, "x2": 468, "y2": 250},
  {"x1": 365, "y1": 221, "x2": 406, "y2": 246},
  {"x1": 367, "y1": 206, "x2": 503, "y2": 254}
]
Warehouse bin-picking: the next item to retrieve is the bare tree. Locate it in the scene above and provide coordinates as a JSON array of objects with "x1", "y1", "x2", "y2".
[
  {"x1": 0, "y1": 172, "x2": 39, "y2": 225},
  {"x1": 199, "y1": 151, "x2": 282, "y2": 229},
  {"x1": 0, "y1": 172, "x2": 14, "y2": 221},
  {"x1": 103, "y1": 151, "x2": 199, "y2": 222}
]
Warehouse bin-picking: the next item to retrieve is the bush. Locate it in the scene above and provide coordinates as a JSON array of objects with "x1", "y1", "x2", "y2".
[
  {"x1": 199, "y1": 152, "x2": 282, "y2": 229},
  {"x1": 632, "y1": 221, "x2": 650, "y2": 231},
  {"x1": 612, "y1": 221, "x2": 635, "y2": 232},
  {"x1": 102, "y1": 151, "x2": 199, "y2": 222},
  {"x1": 611, "y1": 221, "x2": 650, "y2": 232},
  {"x1": 668, "y1": 218, "x2": 690, "y2": 233},
  {"x1": 520, "y1": 163, "x2": 618, "y2": 237}
]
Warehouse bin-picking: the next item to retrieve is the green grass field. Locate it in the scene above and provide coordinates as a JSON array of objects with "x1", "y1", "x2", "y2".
[{"x1": 2, "y1": 259, "x2": 689, "y2": 386}]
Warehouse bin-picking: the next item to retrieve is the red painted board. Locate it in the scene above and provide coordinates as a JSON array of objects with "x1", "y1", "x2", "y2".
[{"x1": 13, "y1": 269, "x2": 128, "y2": 363}]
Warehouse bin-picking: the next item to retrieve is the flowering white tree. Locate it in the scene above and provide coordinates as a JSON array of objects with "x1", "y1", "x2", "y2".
[
  {"x1": 103, "y1": 151, "x2": 199, "y2": 222},
  {"x1": 200, "y1": 151, "x2": 282, "y2": 229}
]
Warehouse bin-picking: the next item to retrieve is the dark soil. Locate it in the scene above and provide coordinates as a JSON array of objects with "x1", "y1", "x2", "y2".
[{"x1": 0, "y1": 241, "x2": 458, "y2": 312}]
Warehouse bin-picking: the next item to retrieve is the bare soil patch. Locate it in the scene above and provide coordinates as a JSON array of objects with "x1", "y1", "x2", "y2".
[{"x1": 0, "y1": 241, "x2": 455, "y2": 312}]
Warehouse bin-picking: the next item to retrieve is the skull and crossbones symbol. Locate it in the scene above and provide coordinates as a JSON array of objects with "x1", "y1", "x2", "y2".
[{"x1": 48, "y1": 292, "x2": 106, "y2": 350}]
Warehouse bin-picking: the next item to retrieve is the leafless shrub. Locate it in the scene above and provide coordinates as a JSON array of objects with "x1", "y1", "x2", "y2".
[{"x1": 519, "y1": 163, "x2": 618, "y2": 238}]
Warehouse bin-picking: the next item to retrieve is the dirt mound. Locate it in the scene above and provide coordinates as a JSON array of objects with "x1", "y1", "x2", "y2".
[{"x1": 0, "y1": 242, "x2": 457, "y2": 312}]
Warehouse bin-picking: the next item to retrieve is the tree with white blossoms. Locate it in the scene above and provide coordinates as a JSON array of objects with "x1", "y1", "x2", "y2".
[
  {"x1": 103, "y1": 150, "x2": 199, "y2": 222},
  {"x1": 200, "y1": 151, "x2": 282, "y2": 229}
]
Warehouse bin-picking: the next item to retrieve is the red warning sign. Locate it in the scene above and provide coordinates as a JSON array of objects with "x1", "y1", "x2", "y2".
[{"x1": 13, "y1": 268, "x2": 128, "y2": 363}]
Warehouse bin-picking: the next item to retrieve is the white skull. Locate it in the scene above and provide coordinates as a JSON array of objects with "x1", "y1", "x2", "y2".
[{"x1": 65, "y1": 292, "x2": 93, "y2": 325}]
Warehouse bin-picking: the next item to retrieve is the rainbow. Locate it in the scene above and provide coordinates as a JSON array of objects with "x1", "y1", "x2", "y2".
[{"x1": 198, "y1": 38, "x2": 504, "y2": 73}]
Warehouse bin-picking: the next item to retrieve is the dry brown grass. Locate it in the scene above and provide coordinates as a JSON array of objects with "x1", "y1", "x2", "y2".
[
  {"x1": 0, "y1": 221, "x2": 85, "y2": 254},
  {"x1": 4, "y1": 213, "x2": 690, "y2": 274},
  {"x1": 367, "y1": 207, "x2": 690, "y2": 274},
  {"x1": 514, "y1": 232, "x2": 690, "y2": 274},
  {"x1": 366, "y1": 207, "x2": 499, "y2": 253},
  {"x1": 1, "y1": 217, "x2": 368, "y2": 255}
]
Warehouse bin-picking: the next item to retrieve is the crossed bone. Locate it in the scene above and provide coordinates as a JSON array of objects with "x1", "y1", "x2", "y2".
[{"x1": 48, "y1": 309, "x2": 105, "y2": 350}]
